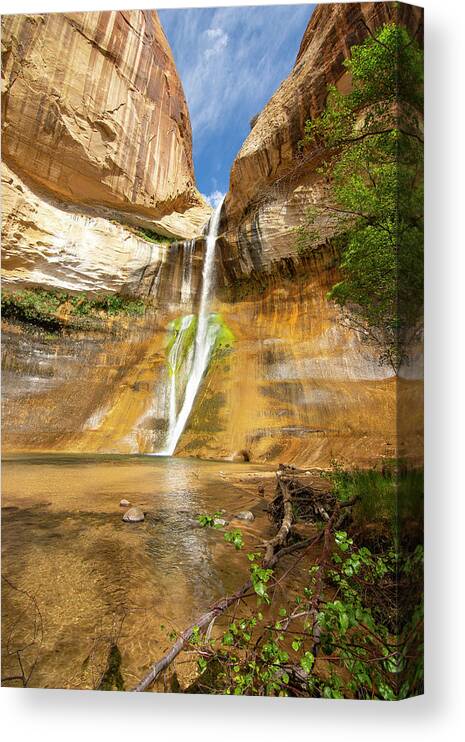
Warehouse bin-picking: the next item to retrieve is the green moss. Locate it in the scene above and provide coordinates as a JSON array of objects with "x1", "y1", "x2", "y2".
[
  {"x1": 165, "y1": 313, "x2": 234, "y2": 374},
  {"x1": 165, "y1": 314, "x2": 197, "y2": 374},
  {"x1": 134, "y1": 227, "x2": 173, "y2": 245},
  {"x1": 1, "y1": 289, "x2": 64, "y2": 332},
  {"x1": 208, "y1": 313, "x2": 235, "y2": 358},
  {"x1": 69, "y1": 292, "x2": 145, "y2": 317}
]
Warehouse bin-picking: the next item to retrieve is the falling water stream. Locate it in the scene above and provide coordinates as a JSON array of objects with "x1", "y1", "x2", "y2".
[
  {"x1": 180, "y1": 239, "x2": 195, "y2": 304},
  {"x1": 158, "y1": 196, "x2": 225, "y2": 456}
]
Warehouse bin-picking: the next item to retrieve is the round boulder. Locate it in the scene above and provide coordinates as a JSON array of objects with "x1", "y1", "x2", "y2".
[
  {"x1": 122, "y1": 507, "x2": 145, "y2": 523},
  {"x1": 119, "y1": 498, "x2": 131, "y2": 507},
  {"x1": 234, "y1": 511, "x2": 255, "y2": 522},
  {"x1": 187, "y1": 518, "x2": 202, "y2": 529}
]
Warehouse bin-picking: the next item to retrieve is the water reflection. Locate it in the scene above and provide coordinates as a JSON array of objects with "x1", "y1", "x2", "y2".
[{"x1": 1, "y1": 455, "x2": 269, "y2": 690}]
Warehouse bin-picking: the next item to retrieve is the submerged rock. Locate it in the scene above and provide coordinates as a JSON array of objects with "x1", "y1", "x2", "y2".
[
  {"x1": 234, "y1": 511, "x2": 255, "y2": 522},
  {"x1": 119, "y1": 499, "x2": 131, "y2": 508},
  {"x1": 231, "y1": 450, "x2": 250, "y2": 463},
  {"x1": 122, "y1": 507, "x2": 144, "y2": 523},
  {"x1": 187, "y1": 518, "x2": 202, "y2": 529}
]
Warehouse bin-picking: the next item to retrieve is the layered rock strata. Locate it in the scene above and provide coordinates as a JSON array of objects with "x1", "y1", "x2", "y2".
[
  {"x1": 1, "y1": 9, "x2": 210, "y2": 290},
  {"x1": 1, "y1": 3, "x2": 423, "y2": 467}
]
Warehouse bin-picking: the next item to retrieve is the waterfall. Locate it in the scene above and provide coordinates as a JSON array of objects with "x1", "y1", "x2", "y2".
[
  {"x1": 164, "y1": 314, "x2": 196, "y2": 449},
  {"x1": 158, "y1": 196, "x2": 225, "y2": 456},
  {"x1": 180, "y1": 239, "x2": 195, "y2": 304}
]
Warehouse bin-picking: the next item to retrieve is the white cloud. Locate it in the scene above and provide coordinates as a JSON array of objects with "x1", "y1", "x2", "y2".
[
  {"x1": 159, "y1": 5, "x2": 312, "y2": 151},
  {"x1": 202, "y1": 190, "x2": 225, "y2": 208},
  {"x1": 159, "y1": 3, "x2": 313, "y2": 189},
  {"x1": 204, "y1": 27, "x2": 229, "y2": 60}
]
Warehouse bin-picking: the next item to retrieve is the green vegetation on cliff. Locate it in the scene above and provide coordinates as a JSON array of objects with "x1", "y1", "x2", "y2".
[
  {"x1": 209, "y1": 313, "x2": 235, "y2": 358},
  {"x1": 166, "y1": 314, "x2": 198, "y2": 374},
  {"x1": 133, "y1": 226, "x2": 174, "y2": 245},
  {"x1": 298, "y1": 24, "x2": 423, "y2": 371},
  {"x1": 1, "y1": 287, "x2": 146, "y2": 332}
]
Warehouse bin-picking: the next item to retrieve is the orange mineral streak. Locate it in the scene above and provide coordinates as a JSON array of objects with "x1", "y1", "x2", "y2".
[{"x1": 1, "y1": 254, "x2": 423, "y2": 467}]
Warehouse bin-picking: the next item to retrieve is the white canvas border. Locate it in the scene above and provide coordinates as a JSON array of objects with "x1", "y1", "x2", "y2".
[{"x1": 1, "y1": 1, "x2": 464, "y2": 740}]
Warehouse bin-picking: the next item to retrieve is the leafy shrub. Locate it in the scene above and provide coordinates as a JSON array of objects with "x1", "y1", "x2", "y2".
[
  {"x1": 323, "y1": 461, "x2": 423, "y2": 546},
  {"x1": 1, "y1": 289, "x2": 65, "y2": 331},
  {"x1": 1, "y1": 287, "x2": 146, "y2": 332},
  {"x1": 187, "y1": 510, "x2": 423, "y2": 699}
]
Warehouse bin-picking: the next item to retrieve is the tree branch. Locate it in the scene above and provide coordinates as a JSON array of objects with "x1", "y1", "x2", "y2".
[{"x1": 132, "y1": 471, "x2": 296, "y2": 692}]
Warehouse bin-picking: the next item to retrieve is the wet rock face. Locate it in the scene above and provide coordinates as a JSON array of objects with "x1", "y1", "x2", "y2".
[
  {"x1": 1, "y1": 10, "x2": 197, "y2": 218},
  {"x1": 174, "y1": 267, "x2": 417, "y2": 468},
  {"x1": 1, "y1": 315, "x2": 172, "y2": 456}
]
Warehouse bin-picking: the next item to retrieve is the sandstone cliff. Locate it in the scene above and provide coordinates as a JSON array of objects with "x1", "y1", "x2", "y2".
[
  {"x1": 1, "y1": 9, "x2": 210, "y2": 291},
  {"x1": 1, "y1": 3, "x2": 423, "y2": 468},
  {"x1": 220, "y1": 1, "x2": 423, "y2": 278},
  {"x1": 181, "y1": 1, "x2": 424, "y2": 466}
]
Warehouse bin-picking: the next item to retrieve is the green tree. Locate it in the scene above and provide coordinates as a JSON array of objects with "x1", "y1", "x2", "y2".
[{"x1": 297, "y1": 24, "x2": 423, "y2": 371}]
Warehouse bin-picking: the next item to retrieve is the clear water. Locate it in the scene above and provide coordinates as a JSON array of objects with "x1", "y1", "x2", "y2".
[{"x1": 1, "y1": 454, "x2": 272, "y2": 690}]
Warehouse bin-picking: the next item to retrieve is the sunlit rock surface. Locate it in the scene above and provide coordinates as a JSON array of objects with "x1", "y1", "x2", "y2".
[
  {"x1": 1, "y1": 9, "x2": 210, "y2": 290},
  {"x1": 1, "y1": 3, "x2": 423, "y2": 467},
  {"x1": 2, "y1": 9, "x2": 200, "y2": 218},
  {"x1": 221, "y1": 1, "x2": 423, "y2": 274},
  {"x1": 2, "y1": 163, "x2": 157, "y2": 292}
]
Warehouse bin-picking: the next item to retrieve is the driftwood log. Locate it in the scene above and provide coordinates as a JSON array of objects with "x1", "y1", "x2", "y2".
[{"x1": 271, "y1": 465, "x2": 335, "y2": 525}]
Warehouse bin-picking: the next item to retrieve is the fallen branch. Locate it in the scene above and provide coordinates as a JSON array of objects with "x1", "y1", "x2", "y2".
[
  {"x1": 132, "y1": 470, "x2": 295, "y2": 692},
  {"x1": 132, "y1": 471, "x2": 359, "y2": 692}
]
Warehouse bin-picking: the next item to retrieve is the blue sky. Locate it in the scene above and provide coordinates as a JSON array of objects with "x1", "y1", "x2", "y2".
[{"x1": 158, "y1": 3, "x2": 315, "y2": 206}]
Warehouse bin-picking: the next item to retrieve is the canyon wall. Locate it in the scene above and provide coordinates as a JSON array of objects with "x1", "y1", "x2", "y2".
[
  {"x1": 1, "y1": 9, "x2": 210, "y2": 291},
  {"x1": 220, "y1": 1, "x2": 423, "y2": 276},
  {"x1": 177, "y1": 1, "x2": 423, "y2": 467},
  {"x1": 1, "y1": 3, "x2": 423, "y2": 467}
]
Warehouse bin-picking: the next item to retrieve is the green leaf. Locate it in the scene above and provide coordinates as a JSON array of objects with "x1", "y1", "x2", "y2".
[
  {"x1": 300, "y1": 652, "x2": 315, "y2": 674},
  {"x1": 254, "y1": 581, "x2": 267, "y2": 599}
]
